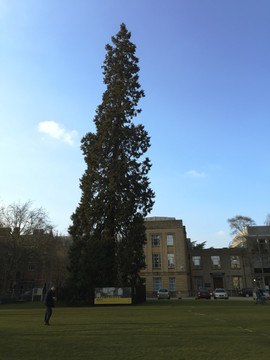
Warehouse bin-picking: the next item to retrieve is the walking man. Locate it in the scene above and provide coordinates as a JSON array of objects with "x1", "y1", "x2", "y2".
[{"x1": 44, "y1": 286, "x2": 56, "y2": 325}]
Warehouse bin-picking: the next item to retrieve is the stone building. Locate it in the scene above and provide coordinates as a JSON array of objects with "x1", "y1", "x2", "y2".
[
  {"x1": 188, "y1": 247, "x2": 253, "y2": 296},
  {"x1": 0, "y1": 227, "x2": 70, "y2": 294},
  {"x1": 231, "y1": 226, "x2": 270, "y2": 289},
  {"x1": 2, "y1": 221, "x2": 269, "y2": 299},
  {"x1": 140, "y1": 217, "x2": 190, "y2": 298}
]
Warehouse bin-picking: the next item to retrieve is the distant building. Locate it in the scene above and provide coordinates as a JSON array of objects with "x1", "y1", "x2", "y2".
[
  {"x1": 140, "y1": 217, "x2": 190, "y2": 298},
  {"x1": 188, "y1": 247, "x2": 253, "y2": 295},
  {"x1": 231, "y1": 226, "x2": 270, "y2": 289},
  {"x1": 0, "y1": 227, "x2": 71, "y2": 293},
  {"x1": 2, "y1": 222, "x2": 269, "y2": 298}
]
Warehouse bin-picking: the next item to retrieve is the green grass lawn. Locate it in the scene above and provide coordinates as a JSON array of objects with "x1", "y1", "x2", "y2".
[{"x1": 0, "y1": 299, "x2": 269, "y2": 360}]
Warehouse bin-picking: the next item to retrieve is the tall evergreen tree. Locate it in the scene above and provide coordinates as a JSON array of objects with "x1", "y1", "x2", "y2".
[{"x1": 68, "y1": 24, "x2": 154, "y2": 300}]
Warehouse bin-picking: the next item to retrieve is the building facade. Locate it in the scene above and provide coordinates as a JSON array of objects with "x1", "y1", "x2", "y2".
[
  {"x1": 140, "y1": 217, "x2": 190, "y2": 298},
  {"x1": 189, "y1": 247, "x2": 253, "y2": 296},
  {"x1": 231, "y1": 226, "x2": 270, "y2": 289},
  {"x1": 0, "y1": 227, "x2": 70, "y2": 294},
  {"x1": 2, "y1": 222, "x2": 270, "y2": 299}
]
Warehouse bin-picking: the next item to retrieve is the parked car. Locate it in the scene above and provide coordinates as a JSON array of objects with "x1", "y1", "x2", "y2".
[
  {"x1": 263, "y1": 290, "x2": 270, "y2": 300},
  {"x1": 238, "y1": 288, "x2": 253, "y2": 297},
  {"x1": 21, "y1": 289, "x2": 33, "y2": 301},
  {"x1": 195, "y1": 288, "x2": 211, "y2": 299},
  {"x1": 213, "y1": 288, "x2": 229, "y2": 299},
  {"x1": 157, "y1": 288, "x2": 170, "y2": 299}
]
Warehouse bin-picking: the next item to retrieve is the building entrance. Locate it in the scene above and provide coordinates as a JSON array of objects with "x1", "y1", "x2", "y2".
[{"x1": 213, "y1": 277, "x2": 223, "y2": 289}]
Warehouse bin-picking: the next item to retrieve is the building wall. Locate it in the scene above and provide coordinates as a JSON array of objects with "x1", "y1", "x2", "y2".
[
  {"x1": 140, "y1": 217, "x2": 190, "y2": 298},
  {"x1": 189, "y1": 247, "x2": 253, "y2": 295},
  {"x1": 3, "y1": 223, "x2": 269, "y2": 298},
  {"x1": 236, "y1": 226, "x2": 270, "y2": 288},
  {"x1": 0, "y1": 228, "x2": 70, "y2": 293}
]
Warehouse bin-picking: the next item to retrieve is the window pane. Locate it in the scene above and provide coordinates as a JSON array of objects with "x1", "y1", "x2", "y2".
[
  {"x1": 192, "y1": 256, "x2": 201, "y2": 267},
  {"x1": 231, "y1": 256, "x2": 240, "y2": 269},
  {"x1": 169, "y1": 277, "x2": 176, "y2": 291},
  {"x1": 153, "y1": 278, "x2": 162, "y2": 291},
  {"x1": 152, "y1": 254, "x2": 161, "y2": 268},
  {"x1": 211, "y1": 256, "x2": 221, "y2": 269},
  {"x1": 167, "y1": 234, "x2": 173, "y2": 246},
  {"x1": 232, "y1": 276, "x2": 242, "y2": 289},
  {"x1": 194, "y1": 276, "x2": 203, "y2": 289},
  {"x1": 168, "y1": 254, "x2": 175, "y2": 268},
  {"x1": 152, "y1": 235, "x2": 160, "y2": 246}
]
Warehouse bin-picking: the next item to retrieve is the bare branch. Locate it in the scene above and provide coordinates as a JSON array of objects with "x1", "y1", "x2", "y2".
[
  {"x1": 0, "y1": 200, "x2": 53, "y2": 235},
  {"x1": 227, "y1": 215, "x2": 256, "y2": 236},
  {"x1": 265, "y1": 213, "x2": 270, "y2": 226}
]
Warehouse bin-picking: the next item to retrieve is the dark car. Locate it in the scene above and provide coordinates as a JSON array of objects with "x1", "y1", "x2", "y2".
[
  {"x1": 21, "y1": 289, "x2": 33, "y2": 301},
  {"x1": 195, "y1": 288, "x2": 211, "y2": 299},
  {"x1": 239, "y1": 288, "x2": 253, "y2": 297}
]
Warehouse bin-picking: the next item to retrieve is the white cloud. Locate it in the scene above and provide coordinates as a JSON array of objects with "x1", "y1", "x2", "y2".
[
  {"x1": 216, "y1": 230, "x2": 225, "y2": 236},
  {"x1": 185, "y1": 170, "x2": 206, "y2": 178},
  {"x1": 38, "y1": 121, "x2": 78, "y2": 145}
]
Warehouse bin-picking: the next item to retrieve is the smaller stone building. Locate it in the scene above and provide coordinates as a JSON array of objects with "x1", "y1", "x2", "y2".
[
  {"x1": 231, "y1": 226, "x2": 270, "y2": 289},
  {"x1": 189, "y1": 247, "x2": 253, "y2": 296},
  {"x1": 0, "y1": 227, "x2": 70, "y2": 294}
]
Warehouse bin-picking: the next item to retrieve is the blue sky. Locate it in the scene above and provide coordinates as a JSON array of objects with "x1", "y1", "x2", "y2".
[{"x1": 1, "y1": 0, "x2": 270, "y2": 248}]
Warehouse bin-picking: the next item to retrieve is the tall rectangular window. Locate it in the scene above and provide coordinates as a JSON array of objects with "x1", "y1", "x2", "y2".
[
  {"x1": 167, "y1": 234, "x2": 174, "y2": 246},
  {"x1": 211, "y1": 256, "x2": 221, "y2": 269},
  {"x1": 258, "y1": 239, "x2": 267, "y2": 251},
  {"x1": 232, "y1": 276, "x2": 242, "y2": 289},
  {"x1": 192, "y1": 256, "x2": 201, "y2": 268},
  {"x1": 151, "y1": 235, "x2": 160, "y2": 246},
  {"x1": 152, "y1": 254, "x2": 161, "y2": 268},
  {"x1": 194, "y1": 276, "x2": 203, "y2": 289},
  {"x1": 153, "y1": 278, "x2": 162, "y2": 291},
  {"x1": 169, "y1": 277, "x2": 176, "y2": 291},
  {"x1": 168, "y1": 254, "x2": 175, "y2": 268},
  {"x1": 231, "y1": 256, "x2": 240, "y2": 269},
  {"x1": 28, "y1": 264, "x2": 35, "y2": 271}
]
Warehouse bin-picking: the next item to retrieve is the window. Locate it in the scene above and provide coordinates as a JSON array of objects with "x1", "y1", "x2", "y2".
[
  {"x1": 141, "y1": 278, "x2": 146, "y2": 285},
  {"x1": 168, "y1": 254, "x2": 175, "y2": 268},
  {"x1": 257, "y1": 239, "x2": 267, "y2": 251},
  {"x1": 28, "y1": 264, "x2": 35, "y2": 271},
  {"x1": 232, "y1": 276, "x2": 242, "y2": 289},
  {"x1": 152, "y1": 254, "x2": 161, "y2": 268},
  {"x1": 231, "y1": 256, "x2": 240, "y2": 269},
  {"x1": 151, "y1": 235, "x2": 160, "y2": 246},
  {"x1": 153, "y1": 278, "x2": 162, "y2": 291},
  {"x1": 167, "y1": 234, "x2": 174, "y2": 246},
  {"x1": 169, "y1": 277, "x2": 176, "y2": 291},
  {"x1": 194, "y1": 276, "x2": 203, "y2": 289},
  {"x1": 192, "y1": 256, "x2": 201, "y2": 268},
  {"x1": 211, "y1": 256, "x2": 221, "y2": 269}
]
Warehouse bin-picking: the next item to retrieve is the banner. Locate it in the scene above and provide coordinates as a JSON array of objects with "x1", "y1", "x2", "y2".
[{"x1": 94, "y1": 287, "x2": 132, "y2": 305}]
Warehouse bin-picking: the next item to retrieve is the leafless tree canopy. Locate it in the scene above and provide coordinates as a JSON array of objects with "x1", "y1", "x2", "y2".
[
  {"x1": 0, "y1": 201, "x2": 53, "y2": 235},
  {"x1": 227, "y1": 215, "x2": 256, "y2": 235},
  {"x1": 265, "y1": 214, "x2": 270, "y2": 226}
]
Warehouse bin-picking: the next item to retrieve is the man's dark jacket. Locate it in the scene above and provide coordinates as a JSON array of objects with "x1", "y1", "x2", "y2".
[{"x1": 45, "y1": 289, "x2": 55, "y2": 307}]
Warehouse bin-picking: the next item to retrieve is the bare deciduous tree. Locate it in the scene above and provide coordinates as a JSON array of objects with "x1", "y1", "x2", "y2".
[
  {"x1": 228, "y1": 215, "x2": 256, "y2": 247},
  {"x1": 265, "y1": 214, "x2": 270, "y2": 226},
  {"x1": 0, "y1": 201, "x2": 54, "y2": 292},
  {"x1": 0, "y1": 200, "x2": 53, "y2": 235}
]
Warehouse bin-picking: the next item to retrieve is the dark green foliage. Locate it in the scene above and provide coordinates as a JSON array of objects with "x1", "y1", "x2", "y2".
[
  {"x1": 68, "y1": 24, "x2": 154, "y2": 299},
  {"x1": 189, "y1": 241, "x2": 207, "y2": 250}
]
